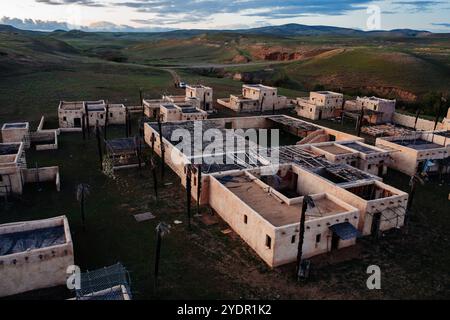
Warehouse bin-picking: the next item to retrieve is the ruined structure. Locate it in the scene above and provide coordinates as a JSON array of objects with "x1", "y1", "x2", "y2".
[
  {"x1": 0, "y1": 216, "x2": 74, "y2": 297},
  {"x1": 0, "y1": 142, "x2": 60, "y2": 196},
  {"x1": 217, "y1": 84, "x2": 289, "y2": 113},
  {"x1": 144, "y1": 115, "x2": 407, "y2": 267},
  {"x1": 294, "y1": 91, "x2": 344, "y2": 120}
]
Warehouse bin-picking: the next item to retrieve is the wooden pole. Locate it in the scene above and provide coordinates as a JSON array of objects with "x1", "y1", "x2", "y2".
[
  {"x1": 152, "y1": 158, "x2": 158, "y2": 199},
  {"x1": 84, "y1": 103, "x2": 90, "y2": 138},
  {"x1": 158, "y1": 117, "x2": 165, "y2": 181},
  {"x1": 80, "y1": 187, "x2": 86, "y2": 231},
  {"x1": 104, "y1": 105, "x2": 109, "y2": 140},
  {"x1": 186, "y1": 165, "x2": 192, "y2": 230},
  {"x1": 96, "y1": 121, "x2": 103, "y2": 171},
  {"x1": 125, "y1": 107, "x2": 129, "y2": 138},
  {"x1": 82, "y1": 114, "x2": 86, "y2": 141},
  {"x1": 154, "y1": 226, "x2": 162, "y2": 289},
  {"x1": 414, "y1": 109, "x2": 421, "y2": 131},
  {"x1": 296, "y1": 196, "x2": 309, "y2": 280},
  {"x1": 357, "y1": 107, "x2": 364, "y2": 137},
  {"x1": 196, "y1": 165, "x2": 202, "y2": 214}
]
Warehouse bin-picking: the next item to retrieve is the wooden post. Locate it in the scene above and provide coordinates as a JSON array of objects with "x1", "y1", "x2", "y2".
[
  {"x1": 104, "y1": 105, "x2": 109, "y2": 140},
  {"x1": 186, "y1": 165, "x2": 192, "y2": 230},
  {"x1": 158, "y1": 117, "x2": 165, "y2": 181},
  {"x1": 407, "y1": 176, "x2": 418, "y2": 212},
  {"x1": 296, "y1": 196, "x2": 309, "y2": 280},
  {"x1": 125, "y1": 107, "x2": 129, "y2": 138},
  {"x1": 357, "y1": 107, "x2": 364, "y2": 137},
  {"x1": 151, "y1": 133, "x2": 155, "y2": 156},
  {"x1": 154, "y1": 225, "x2": 162, "y2": 289},
  {"x1": 84, "y1": 103, "x2": 90, "y2": 138},
  {"x1": 196, "y1": 165, "x2": 202, "y2": 214},
  {"x1": 81, "y1": 189, "x2": 86, "y2": 231},
  {"x1": 96, "y1": 121, "x2": 103, "y2": 171},
  {"x1": 82, "y1": 114, "x2": 86, "y2": 141},
  {"x1": 414, "y1": 109, "x2": 421, "y2": 131},
  {"x1": 152, "y1": 158, "x2": 158, "y2": 199}
]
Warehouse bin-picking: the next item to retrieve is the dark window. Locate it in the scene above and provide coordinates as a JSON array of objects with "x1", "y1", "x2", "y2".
[
  {"x1": 265, "y1": 235, "x2": 272, "y2": 249},
  {"x1": 291, "y1": 235, "x2": 296, "y2": 244},
  {"x1": 110, "y1": 113, "x2": 113, "y2": 118},
  {"x1": 63, "y1": 116, "x2": 67, "y2": 121},
  {"x1": 244, "y1": 215, "x2": 248, "y2": 224},
  {"x1": 225, "y1": 122, "x2": 232, "y2": 129},
  {"x1": 316, "y1": 234, "x2": 321, "y2": 243},
  {"x1": 100, "y1": 114, "x2": 104, "y2": 119}
]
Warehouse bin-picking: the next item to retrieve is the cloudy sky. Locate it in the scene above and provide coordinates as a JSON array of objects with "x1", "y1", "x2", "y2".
[{"x1": 0, "y1": 0, "x2": 449, "y2": 32}]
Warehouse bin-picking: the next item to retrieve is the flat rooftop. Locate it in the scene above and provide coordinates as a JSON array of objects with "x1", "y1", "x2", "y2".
[
  {"x1": 267, "y1": 115, "x2": 320, "y2": 132},
  {"x1": 391, "y1": 138, "x2": 443, "y2": 150},
  {"x1": 316, "y1": 144, "x2": 354, "y2": 155},
  {"x1": 59, "y1": 101, "x2": 85, "y2": 110},
  {"x1": 344, "y1": 142, "x2": 379, "y2": 154},
  {"x1": 2, "y1": 123, "x2": 28, "y2": 130},
  {"x1": 0, "y1": 225, "x2": 65, "y2": 256},
  {"x1": 220, "y1": 174, "x2": 348, "y2": 227},
  {"x1": 0, "y1": 143, "x2": 20, "y2": 156}
]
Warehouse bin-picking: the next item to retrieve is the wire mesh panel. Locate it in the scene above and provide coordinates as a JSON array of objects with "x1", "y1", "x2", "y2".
[{"x1": 76, "y1": 263, "x2": 132, "y2": 300}]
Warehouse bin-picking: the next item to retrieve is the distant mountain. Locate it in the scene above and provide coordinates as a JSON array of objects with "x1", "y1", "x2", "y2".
[{"x1": 0, "y1": 23, "x2": 437, "y2": 38}]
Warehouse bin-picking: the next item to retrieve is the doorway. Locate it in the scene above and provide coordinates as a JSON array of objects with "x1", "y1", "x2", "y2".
[
  {"x1": 74, "y1": 118, "x2": 81, "y2": 128},
  {"x1": 331, "y1": 232, "x2": 340, "y2": 251}
]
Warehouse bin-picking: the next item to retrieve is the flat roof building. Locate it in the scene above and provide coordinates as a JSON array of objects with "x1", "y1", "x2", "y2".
[
  {"x1": 218, "y1": 84, "x2": 289, "y2": 113},
  {"x1": 295, "y1": 91, "x2": 344, "y2": 120}
]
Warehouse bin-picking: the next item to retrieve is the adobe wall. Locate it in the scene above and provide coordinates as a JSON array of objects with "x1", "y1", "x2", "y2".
[
  {"x1": 0, "y1": 216, "x2": 74, "y2": 298},
  {"x1": 392, "y1": 112, "x2": 447, "y2": 131},
  {"x1": 208, "y1": 174, "x2": 277, "y2": 267}
]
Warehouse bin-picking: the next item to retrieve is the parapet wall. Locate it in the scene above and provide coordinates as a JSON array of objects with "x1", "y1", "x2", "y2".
[{"x1": 392, "y1": 112, "x2": 447, "y2": 131}]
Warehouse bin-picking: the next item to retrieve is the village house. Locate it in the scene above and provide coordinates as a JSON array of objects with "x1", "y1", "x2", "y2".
[
  {"x1": 58, "y1": 100, "x2": 127, "y2": 130},
  {"x1": 294, "y1": 91, "x2": 344, "y2": 120},
  {"x1": 0, "y1": 216, "x2": 74, "y2": 298},
  {"x1": 159, "y1": 103, "x2": 208, "y2": 122},
  {"x1": 143, "y1": 114, "x2": 407, "y2": 267},
  {"x1": 345, "y1": 96, "x2": 396, "y2": 124},
  {"x1": 217, "y1": 84, "x2": 289, "y2": 113},
  {"x1": 375, "y1": 131, "x2": 450, "y2": 176},
  {"x1": 143, "y1": 85, "x2": 214, "y2": 118}
]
